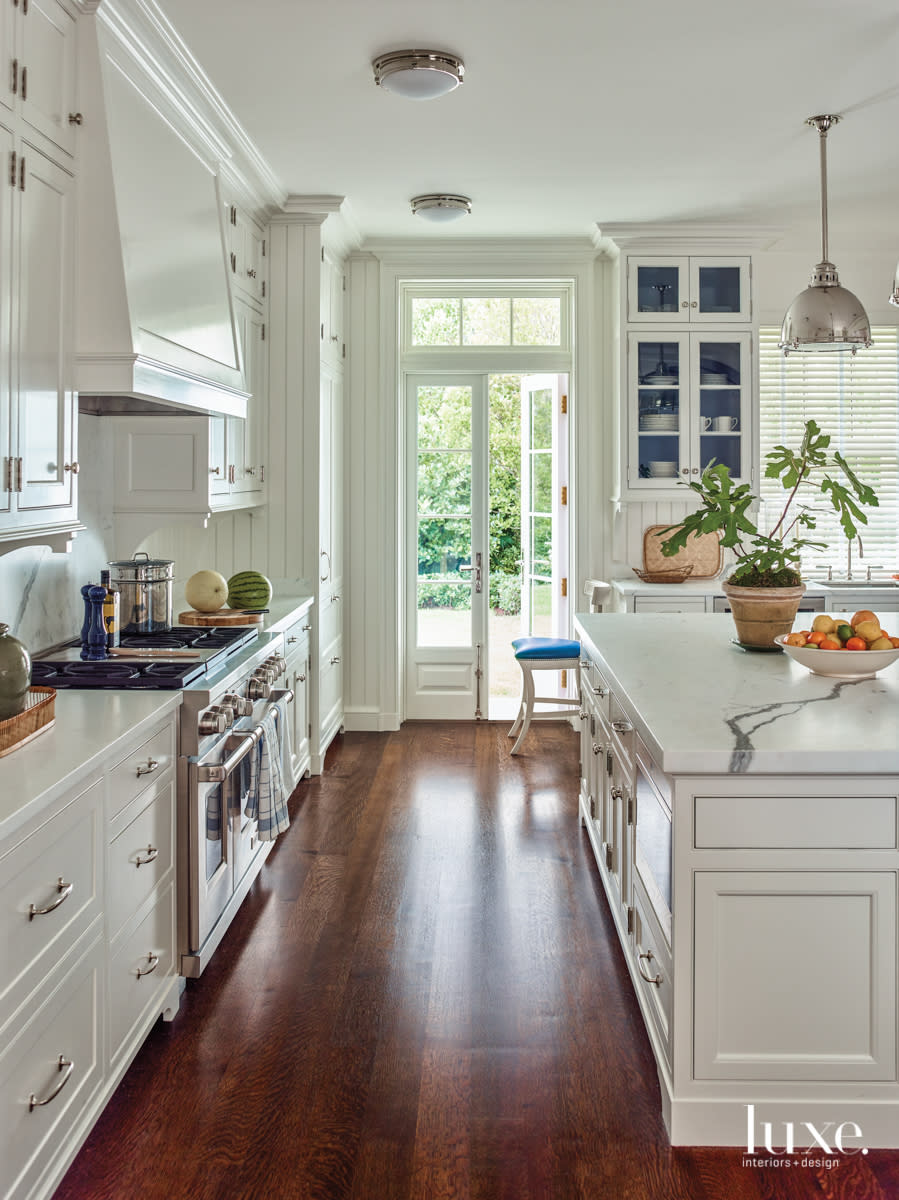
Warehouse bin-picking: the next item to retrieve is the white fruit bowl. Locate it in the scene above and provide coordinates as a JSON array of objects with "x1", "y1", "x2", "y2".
[{"x1": 774, "y1": 635, "x2": 899, "y2": 680}]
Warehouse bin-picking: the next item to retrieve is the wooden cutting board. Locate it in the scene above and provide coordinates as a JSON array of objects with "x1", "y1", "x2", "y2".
[
  {"x1": 642, "y1": 525, "x2": 722, "y2": 579},
  {"x1": 178, "y1": 608, "x2": 264, "y2": 626}
]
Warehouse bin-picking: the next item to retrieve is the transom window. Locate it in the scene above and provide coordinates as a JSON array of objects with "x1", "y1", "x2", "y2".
[
  {"x1": 403, "y1": 287, "x2": 569, "y2": 351},
  {"x1": 758, "y1": 327, "x2": 899, "y2": 574}
]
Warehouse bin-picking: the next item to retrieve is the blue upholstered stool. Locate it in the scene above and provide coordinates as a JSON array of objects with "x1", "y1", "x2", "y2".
[{"x1": 508, "y1": 636, "x2": 582, "y2": 755}]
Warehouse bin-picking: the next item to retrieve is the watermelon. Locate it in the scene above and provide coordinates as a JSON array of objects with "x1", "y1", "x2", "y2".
[{"x1": 226, "y1": 571, "x2": 273, "y2": 611}]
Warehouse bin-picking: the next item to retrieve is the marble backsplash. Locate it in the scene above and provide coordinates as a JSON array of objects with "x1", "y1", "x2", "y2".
[{"x1": 0, "y1": 415, "x2": 115, "y2": 654}]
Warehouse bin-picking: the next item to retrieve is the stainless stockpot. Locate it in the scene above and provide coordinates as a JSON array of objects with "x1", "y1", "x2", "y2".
[{"x1": 108, "y1": 553, "x2": 174, "y2": 633}]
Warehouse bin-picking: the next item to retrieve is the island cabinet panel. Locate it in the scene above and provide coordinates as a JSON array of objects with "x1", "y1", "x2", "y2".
[
  {"x1": 694, "y1": 792, "x2": 898, "y2": 850},
  {"x1": 693, "y1": 870, "x2": 897, "y2": 1082}
]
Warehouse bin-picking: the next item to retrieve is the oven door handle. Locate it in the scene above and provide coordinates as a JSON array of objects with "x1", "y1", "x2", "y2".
[
  {"x1": 269, "y1": 687, "x2": 294, "y2": 707},
  {"x1": 196, "y1": 727, "x2": 263, "y2": 784}
]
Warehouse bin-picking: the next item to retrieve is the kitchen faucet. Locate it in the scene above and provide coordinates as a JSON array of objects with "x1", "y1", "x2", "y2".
[{"x1": 845, "y1": 535, "x2": 883, "y2": 582}]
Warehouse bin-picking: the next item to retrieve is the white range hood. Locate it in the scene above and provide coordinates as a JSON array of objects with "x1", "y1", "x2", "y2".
[{"x1": 75, "y1": 6, "x2": 248, "y2": 419}]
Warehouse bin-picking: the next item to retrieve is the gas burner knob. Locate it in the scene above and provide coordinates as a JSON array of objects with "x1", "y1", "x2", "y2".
[
  {"x1": 199, "y1": 706, "x2": 230, "y2": 735},
  {"x1": 222, "y1": 692, "x2": 252, "y2": 718},
  {"x1": 264, "y1": 654, "x2": 285, "y2": 678},
  {"x1": 247, "y1": 672, "x2": 272, "y2": 701}
]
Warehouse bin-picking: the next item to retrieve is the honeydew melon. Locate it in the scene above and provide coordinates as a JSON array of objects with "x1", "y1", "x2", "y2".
[{"x1": 185, "y1": 569, "x2": 229, "y2": 612}]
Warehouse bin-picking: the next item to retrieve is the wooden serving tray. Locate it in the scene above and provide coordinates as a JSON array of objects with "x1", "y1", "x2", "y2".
[
  {"x1": 178, "y1": 609, "x2": 264, "y2": 626},
  {"x1": 642, "y1": 524, "x2": 722, "y2": 580}
]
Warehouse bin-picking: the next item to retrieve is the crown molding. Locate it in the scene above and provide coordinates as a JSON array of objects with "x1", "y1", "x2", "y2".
[
  {"x1": 362, "y1": 236, "x2": 598, "y2": 269},
  {"x1": 595, "y1": 222, "x2": 784, "y2": 255}
]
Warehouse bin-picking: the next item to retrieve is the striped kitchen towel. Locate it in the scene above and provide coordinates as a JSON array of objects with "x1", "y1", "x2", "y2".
[{"x1": 247, "y1": 708, "x2": 290, "y2": 841}]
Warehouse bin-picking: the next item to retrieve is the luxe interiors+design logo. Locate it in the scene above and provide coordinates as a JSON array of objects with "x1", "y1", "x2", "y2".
[{"x1": 742, "y1": 1104, "x2": 869, "y2": 1169}]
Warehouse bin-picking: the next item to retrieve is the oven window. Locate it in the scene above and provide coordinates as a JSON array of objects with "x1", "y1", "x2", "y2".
[{"x1": 205, "y1": 784, "x2": 224, "y2": 881}]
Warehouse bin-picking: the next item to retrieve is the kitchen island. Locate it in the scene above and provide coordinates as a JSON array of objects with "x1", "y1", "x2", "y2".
[{"x1": 574, "y1": 612, "x2": 899, "y2": 1148}]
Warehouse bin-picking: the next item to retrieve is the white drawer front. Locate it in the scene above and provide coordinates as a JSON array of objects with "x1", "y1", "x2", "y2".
[
  {"x1": 0, "y1": 780, "x2": 102, "y2": 1032},
  {"x1": 106, "y1": 721, "x2": 176, "y2": 821},
  {"x1": 632, "y1": 874, "x2": 673, "y2": 1067},
  {"x1": 319, "y1": 591, "x2": 342, "y2": 653},
  {"x1": 694, "y1": 792, "x2": 898, "y2": 850},
  {"x1": 109, "y1": 885, "x2": 176, "y2": 1065},
  {"x1": 107, "y1": 780, "x2": 175, "y2": 940},
  {"x1": 0, "y1": 939, "x2": 103, "y2": 1200}
]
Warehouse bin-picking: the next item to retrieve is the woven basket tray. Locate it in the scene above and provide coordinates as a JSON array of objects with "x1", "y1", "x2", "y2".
[
  {"x1": 642, "y1": 524, "x2": 722, "y2": 579},
  {"x1": 632, "y1": 566, "x2": 694, "y2": 585},
  {"x1": 0, "y1": 686, "x2": 56, "y2": 758}
]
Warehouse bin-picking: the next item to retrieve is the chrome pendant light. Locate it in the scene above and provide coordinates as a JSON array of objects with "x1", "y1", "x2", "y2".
[{"x1": 779, "y1": 115, "x2": 872, "y2": 355}]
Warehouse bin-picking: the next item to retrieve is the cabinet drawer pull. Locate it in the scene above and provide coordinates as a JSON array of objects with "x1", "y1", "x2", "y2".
[
  {"x1": 330, "y1": 656, "x2": 341, "y2": 665},
  {"x1": 302, "y1": 623, "x2": 311, "y2": 632},
  {"x1": 29, "y1": 877, "x2": 72, "y2": 920},
  {"x1": 29, "y1": 1055, "x2": 74, "y2": 1111},
  {"x1": 296, "y1": 673, "x2": 306, "y2": 682},
  {"x1": 135, "y1": 952, "x2": 160, "y2": 979},
  {"x1": 592, "y1": 684, "x2": 605, "y2": 696},
  {"x1": 591, "y1": 742, "x2": 602, "y2": 756},
  {"x1": 611, "y1": 719, "x2": 633, "y2": 734},
  {"x1": 136, "y1": 757, "x2": 159, "y2": 778},
  {"x1": 637, "y1": 950, "x2": 662, "y2": 987},
  {"x1": 134, "y1": 845, "x2": 159, "y2": 868},
  {"x1": 68, "y1": 111, "x2": 83, "y2": 125},
  {"x1": 579, "y1": 658, "x2": 590, "y2": 669},
  {"x1": 287, "y1": 636, "x2": 297, "y2": 644}
]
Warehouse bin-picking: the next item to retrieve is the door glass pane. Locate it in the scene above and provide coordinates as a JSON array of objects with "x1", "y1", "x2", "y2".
[
  {"x1": 416, "y1": 385, "x2": 473, "y2": 647},
  {"x1": 699, "y1": 340, "x2": 742, "y2": 475},
  {"x1": 635, "y1": 265, "x2": 680, "y2": 314},
  {"x1": 637, "y1": 342, "x2": 680, "y2": 479},
  {"x1": 697, "y1": 265, "x2": 741, "y2": 314},
  {"x1": 531, "y1": 388, "x2": 552, "y2": 448},
  {"x1": 462, "y1": 298, "x2": 511, "y2": 345},
  {"x1": 531, "y1": 453, "x2": 552, "y2": 511},
  {"x1": 530, "y1": 578, "x2": 552, "y2": 636}
]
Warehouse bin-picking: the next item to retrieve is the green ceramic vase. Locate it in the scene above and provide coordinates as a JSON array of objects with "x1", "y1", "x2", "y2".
[{"x1": 0, "y1": 623, "x2": 31, "y2": 721}]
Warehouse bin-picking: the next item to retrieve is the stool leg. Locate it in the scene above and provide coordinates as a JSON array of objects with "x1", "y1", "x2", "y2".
[
  {"x1": 508, "y1": 663, "x2": 526, "y2": 739},
  {"x1": 509, "y1": 665, "x2": 535, "y2": 755}
]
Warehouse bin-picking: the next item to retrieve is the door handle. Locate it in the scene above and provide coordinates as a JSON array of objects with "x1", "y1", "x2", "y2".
[{"x1": 458, "y1": 552, "x2": 482, "y2": 593}]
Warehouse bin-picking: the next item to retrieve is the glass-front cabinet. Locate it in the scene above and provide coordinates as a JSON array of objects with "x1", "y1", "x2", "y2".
[
  {"x1": 626, "y1": 330, "x2": 751, "y2": 493},
  {"x1": 627, "y1": 256, "x2": 751, "y2": 324}
]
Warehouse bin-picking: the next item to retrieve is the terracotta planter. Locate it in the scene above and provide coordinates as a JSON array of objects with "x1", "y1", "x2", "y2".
[{"x1": 722, "y1": 582, "x2": 807, "y2": 649}]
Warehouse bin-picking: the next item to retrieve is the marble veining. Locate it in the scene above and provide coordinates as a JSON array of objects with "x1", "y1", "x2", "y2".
[{"x1": 575, "y1": 612, "x2": 899, "y2": 775}]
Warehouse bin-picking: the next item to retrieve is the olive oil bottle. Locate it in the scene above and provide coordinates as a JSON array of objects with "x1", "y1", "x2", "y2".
[{"x1": 100, "y1": 569, "x2": 120, "y2": 647}]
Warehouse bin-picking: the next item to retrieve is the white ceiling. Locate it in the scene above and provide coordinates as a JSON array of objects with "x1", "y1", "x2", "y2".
[{"x1": 155, "y1": 0, "x2": 899, "y2": 254}]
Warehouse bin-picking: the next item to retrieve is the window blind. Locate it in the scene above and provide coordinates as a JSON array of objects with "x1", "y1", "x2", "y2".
[{"x1": 758, "y1": 327, "x2": 899, "y2": 575}]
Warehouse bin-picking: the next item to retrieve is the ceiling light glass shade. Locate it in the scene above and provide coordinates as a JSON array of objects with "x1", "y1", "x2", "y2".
[
  {"x1": 411, "y1": 194, "x2": 472, "y2": 222},
  {"x1": 372, "y1": 50, "x2": 464, "y2": 100},
  {"x1": 779, "y1": 115, "x2": 872, "y2": 355},
  {"x1": 889, "y1": 262, "x2": 899, "y2": 307}
]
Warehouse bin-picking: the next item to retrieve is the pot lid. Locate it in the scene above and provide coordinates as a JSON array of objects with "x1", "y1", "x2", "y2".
[{"x1": 108, "y1": 552, "x2": 174, "y2": 568}]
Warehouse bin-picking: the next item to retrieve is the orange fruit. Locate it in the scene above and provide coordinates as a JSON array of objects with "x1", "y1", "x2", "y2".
[
  {"x1": 819, "y1": 636, "x2": 843, "y2": 650},
  {"x1": 890, "y1": 637, "x2": 899, "y2": 649},
  {"x1": 807, "y1": 631, "x2": 827, "y2": 645},
  {"x1": 845, "y1": 637, "x2": 867, "y2": 651},
  {"x1": 852, "y1": 610, "x2": 878, "y2": 627},
  {"x1": 785, "y1": 633, "x2": 807, "y2": 647}
]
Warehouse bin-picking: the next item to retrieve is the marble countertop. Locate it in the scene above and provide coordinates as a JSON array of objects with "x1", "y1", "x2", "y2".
[
  {"x1": 610, "y1": 578, "x2": 898, "y2": 598},
  {"x1": 0, "y1": 689, "x2": 182, "y2": 842},
  {"x1": 263, "y1": 591, "x2": 314, "y2": 631},
  {"x1": 575, "y1": 612, "x2": 899, "y2": 776}
]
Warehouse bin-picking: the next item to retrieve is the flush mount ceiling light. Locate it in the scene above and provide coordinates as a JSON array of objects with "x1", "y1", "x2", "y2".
[
  {"x1": 780, "y1": 115, "x2": 872, "y2": 355},
  {"x1": 372, "y1": 49, "x2": 464, "y2": 100},
  {"x1": 411, "y1": 194, "x2": 472, "y2": 222}
]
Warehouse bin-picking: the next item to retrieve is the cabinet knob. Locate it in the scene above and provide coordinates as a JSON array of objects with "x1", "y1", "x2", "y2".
[
  {"x1": 210, "y1": 466, "x2": 221, "y2": 476},
  {"x1": 297, "y1": 673, "x2": 306, "y2": 682},
  {"x1": 692, "y1": 467, "x2": 699, "y2": 474},
  {"x1": 68, "y1": 112, "x2": 83, "y2": 125},
  {"x1": 690, "y1": 301, "x2": 698, "y2": 308},
  {"x1": 247, "y1": 268, "x2": 256, "y2": 278},
  {"x1": 681, "y1": 467, "x2": 689, "y2": 475},
  {"x1": 64, "y1": 461, "x2": 79, "y2": 474},
  {"x1": 681, "y1": 300, "x2": 688, "y2": 308}
]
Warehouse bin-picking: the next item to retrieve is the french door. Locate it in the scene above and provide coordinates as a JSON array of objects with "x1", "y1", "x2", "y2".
[{"x1": 405, "y1": 375, "x2": 489, "y2": 719}]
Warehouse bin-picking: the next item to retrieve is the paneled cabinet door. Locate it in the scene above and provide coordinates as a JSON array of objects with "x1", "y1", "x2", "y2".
[
  {"x1": 320, "y1": 250, "x2": 344, "y2": 366},
  {"x1": 231, "y1": 302, "x2": 265, "y2": 496},
  {"x1": 627, "y1": 256, "x2": 751, "y2": 324},
  {"x1": 319, "y1": 366, "x2": 343, "y2": 588},
  {"x1": 19, "y1": 0, "x2": 77, "y2": 160},
  {"x1": 0, "y1": 122, "x2": 12, "y2": 520},
  {"x1": 13, "y1": 144, "x2": 76, "y2": 520}
]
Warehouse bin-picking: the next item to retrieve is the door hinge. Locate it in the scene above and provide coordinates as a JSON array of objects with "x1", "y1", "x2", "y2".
[
  {"x1": 561, "y1": 668, "x2": 567, "y2": 689},
  {"x1": 15, "y1": 456, "x2": 22, "y2": 492},
  {"x1": 321, "y1": 247, "x2": 324, "y2": 262},
  {"x1": 230, "y1": 251, "x2": 236, "y2": 273},
  {"x1": 262, "y1": 238, "x2": 266, "y2": 257},
  {"x1": 603, "y1": 842, "x2": 613, "y2": 871},
  {"x1": 560, "y1": 393, "x2": 567, "y2": 414},
  {"x1": 3, "y1": 457, "x2": 10, "y2": 492},
  {"x1": 627, "y1": 797, "x2": 634, "y2": 825},
  {"x1": 560, "y1": 485, "x2": 567, "y2": 506},
  {"x1": 18, "y1": 153, "x2": 24, "y2": 191},
  {"x1": 261, "y1": 280, "x2": 266, "y2": 298},
  {"x1": 8, "y1": 150, "x2": 15, "y2": 188},
  {"x1": 561, "y1": 576, "x2": 567, "y2": 598},
  {"x1": 606, "y1": 750, "x2": 613, "y2": 775},
  {"x1": 626, "y1": 905, "x2": 635, "y2": 935},
  {"x1": 261, "y1": 324, "x2": 265, "y2": 341},
  {"x1": 342, "y1": 274, "x2": 346, "y2": 291}
]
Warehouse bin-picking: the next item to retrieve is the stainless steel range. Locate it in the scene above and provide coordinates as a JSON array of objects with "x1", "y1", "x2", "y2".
[
  {"x1": 36, "y1": 625, "x2": 295, "y2": 978},
  {"x1": 177, "y1": 631, "x2": 292, "y2": 977}
]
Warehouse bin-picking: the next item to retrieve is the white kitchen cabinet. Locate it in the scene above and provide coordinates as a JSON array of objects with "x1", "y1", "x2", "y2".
[
  {"x1": 625, "y1": 329, "x2": 751, "y2": 495},
  {"x1": 224, "y1": 198, "x2": 266, "y2": 308},
  {"x1": 320, "y1": 245, "x2": 345, "y2": 368},
  {"x1": 0, "y1": 707, "x2": 180, "y2": 1200},
  {"x1": 626, "y1": 255, "x2": 751, "y2": 324},
  {"x1": 1, "y1": 0, "x2": 77, "y2": 162},
  {"x1": 231, "y1": 299, "x2": 267, "y2": 499},
  {"x1": 313, "y1": 363, "x2": 344, "y2": 770},
  {"x1": 633, "y1": 596, "x2": 708, "y2": 613},
  {"x1": 0, "y1": 129, "x2": 78, "y2": 550},
  {"x1": 283, "y1": 611, "x2": 312, "y2": 781}
]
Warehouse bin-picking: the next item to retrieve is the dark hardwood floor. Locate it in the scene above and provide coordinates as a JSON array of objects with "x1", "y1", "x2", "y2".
[{"x1": 56, "y1": 723, "x2": 899, "y2": 1200}]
